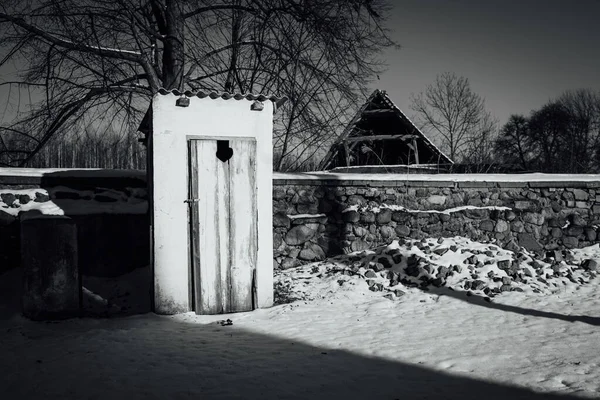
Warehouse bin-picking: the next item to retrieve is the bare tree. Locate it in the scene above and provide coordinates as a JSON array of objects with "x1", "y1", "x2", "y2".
[
  {"x1": 492, "y1": 89, "x2": 600, "y2": 173},
  {"x1": 0, "y1": 0, "x2": 396, "y2": 168},
  {"x1": 556, "y1": 89, "x2": 600, "y2": 172},
  {"x1": 493, "y1": 115, "x2": 531, "y2": 171},
  {"x1": 410, "y1": 72, "x2": 495, "y2": 162}
]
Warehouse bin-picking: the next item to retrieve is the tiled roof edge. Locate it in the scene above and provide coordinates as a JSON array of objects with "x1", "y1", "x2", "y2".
[{"x1": 156, "y1": 88, "x2": 287, "y2": 107}]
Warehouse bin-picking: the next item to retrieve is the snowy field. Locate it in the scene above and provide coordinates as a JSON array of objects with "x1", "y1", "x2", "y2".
[{"x1": 1, "y1": 237, "x2": 600, "y2": 399}]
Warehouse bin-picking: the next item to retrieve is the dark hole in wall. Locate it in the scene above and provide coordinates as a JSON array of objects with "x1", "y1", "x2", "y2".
[{"x1": 216, "y1": 140, "x2": 234, "y2": 162}]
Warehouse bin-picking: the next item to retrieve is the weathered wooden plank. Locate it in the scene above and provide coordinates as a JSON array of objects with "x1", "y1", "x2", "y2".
[
  {"x1": 228, "y1": 138, "x2": 257, "y2": 312},
  {"x1": 188, "y1": 141, "x2": 198, "y2": 311},
  {"x1": 216, "y1": 144, "x2": 231, "y2": 313},
  {"x1": 412, "y1": 137, "x2": 420, "y2": 164},
  {"x1": 193, "y1": 139, "x2": 221, "y2": 314}
]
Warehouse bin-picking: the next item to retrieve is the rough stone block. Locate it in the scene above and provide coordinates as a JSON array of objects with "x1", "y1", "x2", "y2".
[
  {"x1": 395, "y1": 225, "x2": 410, "y2": 237},
  {"x1": 285, "y1": 225, "x2": 316, "y2": 246},
  {"x1": 342, "y1": 210, "x2": 360, "y2": 222},
  {"x1": 351, "y1": 240, "x2": 371, "y2": 252},
  {"x1": 562, "y1": 236, "x2": 579, "y2": 248},
  {"x1": 360, "y1": 212, "x2": 376, "y2": 223},
  {"x1": 273, "y1": 211, "x2": 291, "y2": 228},
  {"x1": 495, "y1": 220, "x2": 509, "y2": 233},
  {"x1": 427, "y1": 195, "x2": 447, "y2": 205},
  {"x1": 299, "y1": 243, "x2": 326, "y2": 261},
  {"x1": 480, "y1": 220, "x2": 495, "y2": 232},
  {"x1": 376, "y1": 208, "x2": 392, "y2": 224},
  {"x1": 585, "y1": 228, "x2": 597, "y2": 241},
  {"x1": 517, "y1": 233, "x2": 543, "y2": 252},
  {"x1": 570, "y1": 189, "x2": 590, "y2": 200}
]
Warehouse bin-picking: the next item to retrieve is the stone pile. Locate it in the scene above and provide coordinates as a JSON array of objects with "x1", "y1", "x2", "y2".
[{"x1": 276, "y1": 237, "x2": 599, "y2": 302}]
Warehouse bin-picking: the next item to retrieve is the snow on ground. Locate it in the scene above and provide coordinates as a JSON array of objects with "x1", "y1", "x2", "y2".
[{"x1": 1, "y1": 237, "x2": 600, "y2": 399}]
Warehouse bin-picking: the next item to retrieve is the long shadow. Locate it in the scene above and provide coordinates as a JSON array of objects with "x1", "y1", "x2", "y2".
[
  {"x1": 0, "y1": 313, "x2": 587, "y2": 400},
  {"x1": 0, "y1": 170, "x2": 152, "y2": 317},
  {"x1": 428, "y1": 286, "x2": 600, "y2": 326}
]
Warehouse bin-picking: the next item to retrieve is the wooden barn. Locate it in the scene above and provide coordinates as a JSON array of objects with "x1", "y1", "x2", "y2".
[{"x1": 318, "y1": 89, "x2": 453, "y2": 172}]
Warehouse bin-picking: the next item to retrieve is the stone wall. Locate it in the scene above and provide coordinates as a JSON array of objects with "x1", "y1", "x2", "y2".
[
  {"x1": 3, "y1": 170, "x2": 600, "y2": 276},
  {"x1": 272, "y1": 175, "x2": 600, "y2": 270}
]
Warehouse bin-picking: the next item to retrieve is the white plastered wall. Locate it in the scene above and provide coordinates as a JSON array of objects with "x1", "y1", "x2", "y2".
[{"x1": 151, "y1": 93, "x2": 274, "y2": 314}]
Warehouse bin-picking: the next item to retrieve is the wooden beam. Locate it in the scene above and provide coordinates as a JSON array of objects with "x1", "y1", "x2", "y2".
[
  {"x1": 412, "y1": 137, "x2": 420, "y2": 164},
  {"x1": 343, "y1": 141, "x2": 351, "y2": 166},
  {"x1": 345, "y1": 134, "x2": 419, "y2": 142},
  {"x1": 362, "y1": 108, "x2": 398, "y2": 115}
]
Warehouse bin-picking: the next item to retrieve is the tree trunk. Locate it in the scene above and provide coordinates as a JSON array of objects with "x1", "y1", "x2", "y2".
[{"x1": 162, "y1": 0, "x2": 185, "y2": 90}]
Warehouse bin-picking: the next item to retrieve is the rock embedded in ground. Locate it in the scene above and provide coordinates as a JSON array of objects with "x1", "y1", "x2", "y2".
[
  {"x1": 299, "y1": 243, "x2": 326, "y2": 261},
  {"x1": 437, "y1": 266, "x2": 450, "y2": 279},
  {"x1": 581, "y1": 259, "x2": 599, "y2": 272},
  {"x1": 433, "y1": 247, "x2": 449, "y2": 256},
  {"x1": 471, "y1": 280, "x2": 486, "y2": 290},
  {"x1": 405, "y1": 263, "x2": 420, "y2": 277},
  {"x1": 369, "y1": 283, "x2": 384, "y2": 292},
  {"x1": 431, "y1": 277, "x2": 445, "y2": 287},
  {"x1": 364, "y1": 270, "x2": 377, "y2": 278},
  {"x1": 378, "y1": 256, "x2": 393, "y2": 269},
  {"x1": 281, "y1": 257, "x2": 301, "y2": 270}
]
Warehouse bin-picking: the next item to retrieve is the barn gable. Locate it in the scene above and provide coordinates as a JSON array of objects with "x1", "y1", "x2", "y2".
[{"x1": 318, "y1": 89, "x2": 453, "y2": 171}]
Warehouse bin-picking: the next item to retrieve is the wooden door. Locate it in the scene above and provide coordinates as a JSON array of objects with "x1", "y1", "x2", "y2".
[{"x1": 188, "y1": 138, "x2": 258, "y2": 314}]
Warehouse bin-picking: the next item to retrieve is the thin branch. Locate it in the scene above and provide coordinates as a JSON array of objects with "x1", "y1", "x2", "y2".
[{"x1": 0, "y1": 12, "x2": 143, "y2": 61}]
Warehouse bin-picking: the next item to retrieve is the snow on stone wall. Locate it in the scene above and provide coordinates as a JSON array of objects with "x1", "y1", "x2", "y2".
[
  {"x1": 273, "y1": 174, "x2": 600, "y2": 270},
  {"x1": 2, "y1": 170, "x2": 600, "y2": 275}
]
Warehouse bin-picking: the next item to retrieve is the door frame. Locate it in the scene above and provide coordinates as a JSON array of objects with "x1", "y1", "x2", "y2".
[{"x1": 186, "y1": 135, "x2": 257, "y2": 313}]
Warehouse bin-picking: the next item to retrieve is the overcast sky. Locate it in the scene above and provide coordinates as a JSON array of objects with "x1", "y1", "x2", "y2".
[{"x1": 375, "y1": 0, "x2": 600, "y2": 125}]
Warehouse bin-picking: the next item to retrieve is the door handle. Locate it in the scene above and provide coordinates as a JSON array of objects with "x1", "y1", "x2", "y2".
[{"x1": 184, "y1": 198, "x2": 199, "y2": 204}]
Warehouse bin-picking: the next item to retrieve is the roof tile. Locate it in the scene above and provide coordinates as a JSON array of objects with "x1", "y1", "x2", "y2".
[{"x1": 157, "y1": 88, "x2": 287, "y2": 108}]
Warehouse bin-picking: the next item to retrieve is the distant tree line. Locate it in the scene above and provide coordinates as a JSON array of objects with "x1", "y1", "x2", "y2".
[
  {"x1": 493, "y1": 88, "x2": 600, "y2": 173},
  {"x1": 16, "y1": 129, "x2": 146, "y2": 169},
  {"x1": 410, "y1": 72, "x2": 600, "y2": 174}
]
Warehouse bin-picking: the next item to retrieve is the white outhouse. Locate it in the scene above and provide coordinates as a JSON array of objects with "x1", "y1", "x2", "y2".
[{"x1": 149, "y1": 89, "x2": 285, "y2": 315}]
